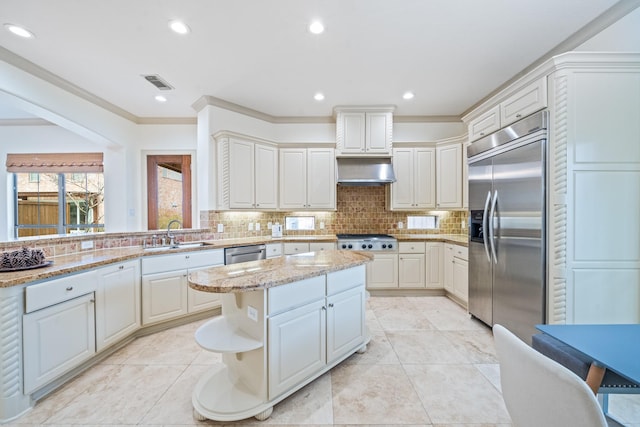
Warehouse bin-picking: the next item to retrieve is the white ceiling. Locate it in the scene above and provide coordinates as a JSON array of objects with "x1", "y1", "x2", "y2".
[{"x1": 0, "y1": 0, "x2": 628, "y2": 121}]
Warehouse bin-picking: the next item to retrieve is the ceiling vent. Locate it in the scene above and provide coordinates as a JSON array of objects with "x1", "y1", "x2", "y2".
[{"x1": 142, "y1": 74, "x2": 174, "y2": 90}]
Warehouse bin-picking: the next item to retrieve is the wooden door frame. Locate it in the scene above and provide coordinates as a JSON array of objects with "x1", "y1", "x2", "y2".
[{"x1": 146, "y1": 154, "x2": 192, "y2": 230}]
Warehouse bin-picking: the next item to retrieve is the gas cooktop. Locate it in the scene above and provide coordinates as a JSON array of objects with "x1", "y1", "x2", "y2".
[{"x1": 336, "y1": 234, "x2": 397, "y2": 251}]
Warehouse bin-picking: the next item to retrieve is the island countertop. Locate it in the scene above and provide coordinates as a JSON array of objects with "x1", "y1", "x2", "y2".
[{"x1": 188, "y1": 250, "x2": 373, "y2": 293}]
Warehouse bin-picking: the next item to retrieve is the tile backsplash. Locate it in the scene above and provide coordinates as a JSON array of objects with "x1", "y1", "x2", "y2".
[{"x1": 201, "y1": 186, "x2": 468, "y2": 238}]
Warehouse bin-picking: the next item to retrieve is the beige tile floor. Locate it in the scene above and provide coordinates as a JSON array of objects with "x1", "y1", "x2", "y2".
[{"x1": 7, "y1": 296, "x2": 640, "y2": 426}]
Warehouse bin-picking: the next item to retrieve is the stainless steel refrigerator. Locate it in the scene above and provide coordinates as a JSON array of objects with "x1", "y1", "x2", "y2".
[{"x1": 467, "y1": 110, "x2": 547, "y2": 345}]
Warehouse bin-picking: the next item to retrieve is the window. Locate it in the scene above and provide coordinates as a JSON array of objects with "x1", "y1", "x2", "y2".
[
  {"x1": 285, "y1": 216, "x2": 315, "y2": 231},
  {"x1": 146, "y1": 155, "x2": 192, "y2": 230},
  {"x1": 7, "y1": 153, "x2": 105, "y2": 238},
  {"x1": 407, "y1": 215, "x2": 438, "y2": 230}
]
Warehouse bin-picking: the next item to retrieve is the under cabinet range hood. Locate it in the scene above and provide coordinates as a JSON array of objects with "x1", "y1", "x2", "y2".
[{"x1": 336, "y1": 157, "x2": 396, "y2": 186}]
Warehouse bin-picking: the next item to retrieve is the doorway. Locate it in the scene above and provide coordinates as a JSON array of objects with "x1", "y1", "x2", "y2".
[{"x1": 146, "y1": 155, "x2": 192, "y2": 230}]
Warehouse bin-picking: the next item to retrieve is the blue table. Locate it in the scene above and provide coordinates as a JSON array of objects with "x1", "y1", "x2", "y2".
[{"x1": 536, "y1": 324, "x2": 640, "y2": 394}]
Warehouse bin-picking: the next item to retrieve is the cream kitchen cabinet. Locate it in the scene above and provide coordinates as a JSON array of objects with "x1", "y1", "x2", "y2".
[
  {"x1": 467, "y1": 78, "x2": 547, "y2": 142},
  {"x1": 228, "y1": 139, "x2": 278, "y2": 209},
  {"x1": 95, "y1": 259, "x2": 140, "y2": 352},
  {"x1": 266, "y1": 243, "x2": 283, "y2": 258},
  {"x1": 444, "y1": 244, "x2": 468, "y2": 305},
  {"x1": 283, "y1": 242, "x2": 309, "y2": 255},
  {"x1": 390, "y1": 147, "x2": 436, "y2": 210},
  {"x1": 141, "y1": 249, "x2": 223, "y2": 325},
  {"x1": 366, "y1": 252, "x2": 398, "y2": 289},
  {"x1": 436, "y1": 142, "x2": 463, "y2": 208},
  {"x1": 309, "y1": 242, "x2": 336, "y2": 252},
  {"x1": 398, "y1": 242, "x2": 425, "y2": 288},
  {"x1": 335, "y1": 107, "x2": 394, "y2": 155},
  {"x1": 23, "y1": 269, "x2": 99, "y2": 394},
  {"x1": 425, "y1": 242, "x2": 444, "y2": 289},
  {"x1": 279, "y1": 148, "x2": 335, "y2": 210}
]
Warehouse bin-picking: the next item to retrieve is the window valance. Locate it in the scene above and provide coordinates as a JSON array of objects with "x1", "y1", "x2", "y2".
[{"x1": 6, "y1": 153, "x2": 104, "y2": 173}]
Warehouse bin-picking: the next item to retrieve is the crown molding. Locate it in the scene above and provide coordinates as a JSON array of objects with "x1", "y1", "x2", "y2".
[
  {"x1": 136, "y1": 117, "x2": 197, "y2": 125},
  {"x1": 0, "y1": 118, "x2": 52, "y2": 126},
  {"x1": 394, "y1": 115, "x2": 461, "y2": 123}
]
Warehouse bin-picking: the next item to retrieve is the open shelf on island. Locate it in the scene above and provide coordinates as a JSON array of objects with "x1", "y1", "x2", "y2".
[{"x1": 195, "y1": 316, "x2": 263, "y2": 353}]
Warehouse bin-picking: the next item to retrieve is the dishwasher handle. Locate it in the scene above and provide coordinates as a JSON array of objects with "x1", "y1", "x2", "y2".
[{"x1": 224, "y1": 245, "x2": 267, "y2": 265}]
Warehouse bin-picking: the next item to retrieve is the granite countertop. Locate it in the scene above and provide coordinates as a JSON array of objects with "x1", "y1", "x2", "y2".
[
  {"x1": 0, "y1": 234, "x2": 465, "y2": 288},
  {"x1": 188, "y1": 250, "x2": 373, "y2": 293}
]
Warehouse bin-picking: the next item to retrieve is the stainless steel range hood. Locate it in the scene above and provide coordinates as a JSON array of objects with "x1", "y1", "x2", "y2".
[{"x1": 336, "y1": 157, "x2": 396, "y2": 186}]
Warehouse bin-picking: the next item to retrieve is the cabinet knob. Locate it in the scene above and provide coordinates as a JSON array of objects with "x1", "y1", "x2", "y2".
[
  {"x1": 516, "y1": 113, "x2": 522, "y2": 118},
  {"x1": 480, "y1": 132, "x2": 485, "y2": 136},
  {"x1": 119, "y1": 265, "x2": 124, "y2": 270},
  {"x1": 328, "y1": 303, "x2": 334, "y2": 308},
  {"x1": 322, "y1": 306, "x2": 327, "y2": 310},
  {"x1": 185, "y1": 255, "x2": 190, "y2": 259},
  {"x1": 256, "y1": 204, "x2": 260, "y2": 207},
  {"x1": 66, "y1": 286, "x2": 73, "y2": 291}
]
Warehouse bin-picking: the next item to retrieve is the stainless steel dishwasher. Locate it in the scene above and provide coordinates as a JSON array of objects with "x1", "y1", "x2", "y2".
[{"x1": 224, "y1": 244, "x2": 267, "y2": 265}]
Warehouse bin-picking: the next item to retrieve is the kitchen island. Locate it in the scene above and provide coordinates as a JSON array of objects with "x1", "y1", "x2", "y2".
[{"x1": 187, "y1": 250, "x2": 373, "y2": 422}]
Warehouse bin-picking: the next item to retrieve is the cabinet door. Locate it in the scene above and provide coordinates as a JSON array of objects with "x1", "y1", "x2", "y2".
[
  {"x1": 268, "y1": 299, "x2": 326, "y2": 399},
  {"x1": 425, "y1": 243, "x2": 443, "y2": 289},
  {"x1": 436, "y1": 143, "x2": 462, "y2": 208},
  {"x1": 414, "y1": 147, "x2": 436, "y2": 208},
  {"x1": 468, "y1": 105, "x2": 500, "y2": 142},
  {"x1": 398, "y1": 254, "x2": 425, "y2": 288},
  {"x1": 23, "y1": 293, "x2": 95, "y2": 394},
  {"x1": 279, "y1": 148, "x2": 307, "y2": 209},
  {"x1": 391, "y1": 148, "x2": 414, "y2": 209},
  {"x1": 366, "y1": 253, "x2": 398, "y2": 289},
  {"x1": 340, "y1": 112, "x2": 366, "y2": 153},
  {"x1": 307, "y1": 148, "x2": 336, "y2": 209},
  {"x1": 141, "y1": 270, "x2": 188, "y2": 325},
  {"x1": 443, "y1": 244, "x2": 454, "y2": 293},
  {"x1": 366, "y1": 112, "x2": 392, "y2": 154},
  {"x1": 187, "y1": 265, "x2": 222, "y2": 313},
  {"x1": 327, "y1": 286, "x2": 365, "y2": 364},
  {"x1": 500, "y1": 78, "x2": 547, "y2": 126},
  {"x1": 95, "y1": 260, "x2": 141, "y2": 351},
  {"x1": 229, "y1": 139, "x2": 255, "y2": 208},
  {"x1": 266, "y1": 243, "x2": 283, "y2": 258},
  {"x1": 254, "y1": 143, "x2": 278, "y2": 209},
  {"x1": 453, "y1": 258, "x2": 469, "y2": 305},
  {"x1": 309, "y1": 242, "x2": 336, "y2": 252}
]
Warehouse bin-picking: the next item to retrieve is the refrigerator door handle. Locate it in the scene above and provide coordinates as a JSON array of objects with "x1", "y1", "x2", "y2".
[
  {"x1": 489, "y1": 190, "x2": 498, "y2": 264},
  {"x1": 483, "y1": 191, "x2": 492, "y2": 263}
]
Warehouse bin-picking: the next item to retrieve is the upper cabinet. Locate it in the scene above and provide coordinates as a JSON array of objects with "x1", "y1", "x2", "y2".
[
  {"x1": 280, "y1": 148, "x2": 336, "y2": 210},
  {"x1": 216, "y1": 133, "x2": 278, "y2": 210},
  {"x1": 389, "y1": 147, "x2": 436, "y2": 210},
  {"x1": 335, "y1": 106, "x2": 394, "y2": 156},
  {"x1": 467, "y1": 78, "x2": 547, "y2": 142},
  {"x1": 436, "y1": 142, "x2": 463, "y2": 209}
]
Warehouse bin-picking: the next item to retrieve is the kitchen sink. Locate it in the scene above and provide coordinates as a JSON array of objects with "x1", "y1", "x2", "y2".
[{"x1": 143, "y1": 242, "x2": 214, "y2": 252}]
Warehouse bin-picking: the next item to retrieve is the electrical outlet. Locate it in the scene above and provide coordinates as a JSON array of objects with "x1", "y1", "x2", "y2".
[
  {"x1": 217, "y1": 223, "x2": 224, "y2": 233},
  {"x1": 255, "y1": 222, "x2": 261, "y2": 231},
  {"x1": 398, "y1": 221, "x2": 404, "y2": 229},
  {"x1": 248, "y1": 222, "x2": 254, "y2": 231},
  {"x1": 247, "y1": 306, "x2": 258, "y2": 322},
  {"x1": 81, "y1": 240, "x2": 94, "y2": 250},
  {"x1": 267, "y1": 221, "x2": 273, "y2": 229},
  {"x1": 320, "y1": 221, "x2": 325, "y2": 229}
]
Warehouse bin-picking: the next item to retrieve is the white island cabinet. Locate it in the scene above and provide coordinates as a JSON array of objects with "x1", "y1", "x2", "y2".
[{"x1": 188, "y1": 251, "x2": 370, "y2": 422}]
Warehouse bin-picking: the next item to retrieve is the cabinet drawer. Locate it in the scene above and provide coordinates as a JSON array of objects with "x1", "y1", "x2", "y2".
[
  {"x1": 283, "y1": 242, "x2": 310, "y2": 255},
  {"x1": 453, "y1": 245, "x2": 468, "y2": 261},
  {"x1": 327, "y1": 265, "x2": 365, "y2": 296},
  {"x1": 185, "y1": 249, "x2": 224, "y2": 269},
  {"x1": 398, "y1": 241, "x2": 426, "y2": 254},
  {"x1": 266, "y1": 243, "x2": 283, "y2": 258},
  {"x1": 309, "y1": 242, "x2": 335, "y2": 252},
  {"x1": 469, "y1": 105, "x2": 500, "y2": 142},
  {"x1": 268, "y1": 276, "x2": 325, "y2": 316},
  {"x1": 26, "y1": 270, "x2": 97, "y2": 314},
  {"x1": 500, "y1": 78, "x2": 547, "y2": 126}
]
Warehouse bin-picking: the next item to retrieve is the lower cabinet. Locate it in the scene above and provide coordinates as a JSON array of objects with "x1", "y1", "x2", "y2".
[
  {"x1": 444, "y1": 243, "x2": 469, "y2": 305},
  {"x1": 268, "y1": 266, "x2": 366, "y2": 400},
  {"x1": 425, "y1": 243, "x2": 443, "y2": 289},
  {"x1": 366, "y1": 253, "x2": 398, "y2": 289},
  {"x1": 95, "y1": 260, "x2": 140, "y2": 351},
  {"x1": 398, "y1": 242, "x2": 425, "y2": 288},
  {"x1": 141, "y1": 249, "x2": 224, "y2": 325},
  {"x1": 23, "y1": 293, "x2": 96, "y2": 394}
]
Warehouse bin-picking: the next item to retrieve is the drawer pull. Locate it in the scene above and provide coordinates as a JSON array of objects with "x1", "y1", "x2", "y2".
[
  {"x1": 119, "y1": 265, "x2": 124, "y2": 270},
  {"x1": 66, "y1": 286, "x2": 73, "y2": 291},
  {"x1": 328, "y1": 303, "x2": 334, "y2": 308}
]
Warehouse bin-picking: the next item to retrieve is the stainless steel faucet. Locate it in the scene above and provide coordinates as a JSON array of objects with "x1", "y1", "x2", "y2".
[{"x1": 167, "y1": 220, "x2": 182, "y2": 247}]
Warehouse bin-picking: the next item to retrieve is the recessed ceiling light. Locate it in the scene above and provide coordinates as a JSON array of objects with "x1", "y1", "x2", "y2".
[
  {"x1": 155, "y1": 95, "x2": 167, "y2": 103},
  {"x1": 309, "y1": 21, "x2": 324, "y2": 34},
  {"x1": 314, "y1": 92, "x2": 325, "y2": 101},
  {"x1": 4, "y1": 23, "x2": 35, "y2": 38},
  {"x1": 402, "y1": 91, "x2": 415, "y2": 100},
  {"x1": 168, "y1": 20, "x2": 190, "y2": 35}
]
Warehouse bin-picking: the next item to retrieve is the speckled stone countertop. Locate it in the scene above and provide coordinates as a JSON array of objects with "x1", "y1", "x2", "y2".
[
  {"x1": 0, "y1": 234, "x2": 466, "y2": 288},
  {"x1": 188, "y1": 250, "x2": 373, "y2": 293},
  {"x1": 393, "y1": 234, "x2": 468, "y2": 246}
]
